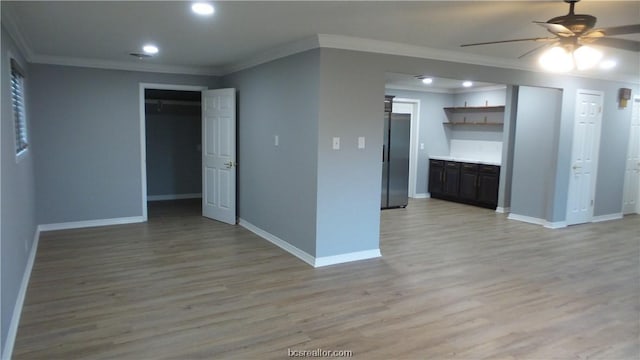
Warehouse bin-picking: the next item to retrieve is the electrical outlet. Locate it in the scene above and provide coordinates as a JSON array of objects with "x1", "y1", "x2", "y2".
[
  {"x1": 332, "y1": 137, "x2": 340, "y2": 150},
  {"x1": 358, "y1": 137, "x2": 365, "y2": 149},
  {"x1": 274, "y1": 135, "x2": 279, "y2": 146}
]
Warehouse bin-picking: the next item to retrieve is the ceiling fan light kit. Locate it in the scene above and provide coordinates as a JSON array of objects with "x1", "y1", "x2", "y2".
[{"x1": 460, "y1": 0, "x2": 640, "y2": 74}]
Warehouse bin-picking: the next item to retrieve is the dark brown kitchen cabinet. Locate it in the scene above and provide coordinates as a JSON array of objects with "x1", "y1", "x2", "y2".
[
  {"x1": 443, "y1": 161, "x2": 460, "y2": 196},
  {"x1": 459, "y1": 163, "x2": 479, "y2": 201},
  {"x1": 428, "y1": 160, "x2": 444, "y2": 195},
  {"x1": 428, "y1": 159, "x2": 500, "y2": 209},
  {"x1": 477, "y1": 165, "x2": 500, "y2": 206}
]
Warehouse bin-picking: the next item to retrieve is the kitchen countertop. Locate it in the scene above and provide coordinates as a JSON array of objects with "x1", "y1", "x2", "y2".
[{"x1": 430, "y1": 155, "x2": 501, "y2": 166}]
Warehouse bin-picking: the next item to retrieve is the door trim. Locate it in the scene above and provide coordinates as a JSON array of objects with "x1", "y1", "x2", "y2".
[
  {"x1": 139, "y1": 83, "x2": 208, "y2": 221},
  {"x1": 393, "y1": 98, "x2": 421, "y2": 198},
  {"x1": 566, "y1": 89, "x2": 604, "y2": 225}
]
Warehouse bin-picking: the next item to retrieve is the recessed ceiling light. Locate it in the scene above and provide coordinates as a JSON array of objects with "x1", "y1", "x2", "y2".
[
  {"x1": 422, "y1": 77, "x2": 433, "y2": 84},
  {"x1": 462, "y1": 81, "x2": 473, "y2": 87},
  {"x1": 599, "y1": 59, "x2": 617, "y2": 70},
  {"x1": 142, "y1": 44, "x2": 159, "y2": 55},
  {"x1": 192, "y1": 2, "x2": 214, "y2": 16}
]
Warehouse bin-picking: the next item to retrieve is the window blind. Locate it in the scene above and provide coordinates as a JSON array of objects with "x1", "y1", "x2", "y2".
[{"x1": 11, "y1": 59, "x2": 28, "y2": 155}]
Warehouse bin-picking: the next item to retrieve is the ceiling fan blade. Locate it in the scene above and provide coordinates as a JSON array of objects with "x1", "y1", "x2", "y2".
[
  {"x1": 591, "y1": 37, "x2": 640, "y2": 52},
  {"x1": 597, "y1": 24, "x2": 640, "y2": 36},
  {"x1": 533, "y1": 21, "x2": 574, "y2": 36},
  {"x1": 518, "y1": 41, "x2": 558, "y2": 59},
  {"x1": 461, "y1": 37, "x2": 556, "y2": 47}
]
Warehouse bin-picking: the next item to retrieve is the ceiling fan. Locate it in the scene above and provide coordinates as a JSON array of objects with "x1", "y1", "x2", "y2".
[{"x1": 460, "y1": 0, "x2": 640, "y2": 71}]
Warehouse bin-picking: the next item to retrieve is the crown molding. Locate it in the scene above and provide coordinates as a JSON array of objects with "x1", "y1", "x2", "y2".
[
  {"x1": 220, "y1": 35, "x2": 320, "y2": 75},
  {"x1": 1, "y1": 7, "x2": 35, "y2": 61},
  {"x1": 29, "y1": 54, "x2": 222, "y2": 76},
  {"x1": 317, "y1": 34, "x2": 640, "y2": 84}
]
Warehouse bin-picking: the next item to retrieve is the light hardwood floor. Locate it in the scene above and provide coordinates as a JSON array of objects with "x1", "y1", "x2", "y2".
[{"x1": 13, "y1": 199, "x2": 640, "y2": 359}]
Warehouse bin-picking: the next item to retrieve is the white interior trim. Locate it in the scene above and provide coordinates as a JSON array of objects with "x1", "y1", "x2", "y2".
[
  {"x1": 315, "y1": 249, "x2": 381, "y2": 267},
  {"x1": 139, "y1": 83, "x2": 208, "y2": 222},
  {"x1": 413, "y1": 193, "x2": 429, "y2": 199},
  {"x1": 147, "y1": 193, "x2": 202, "y2": 201},
  {"x1": 591, "y1": 213, "x2": 623, "y2": 223},
  {"x1": 239, "y1": 218, "x2": 316, "y2": 267},
  {"x1": 507, "y1": 213, "x2": 566, "y2": 229},
  {"x1": 239, "y1": 219, "x2": 382, "y2": 267},
  {"x1": 495, "y1": 206, "x2": 510, "y2": 214},
  {"x1": 393, "y1": 98, "x2": 420, "y2": 198},
  {"x1": 2, "y1": 228, "x2": 40, "y2": 360},
  {"x1": 39, "y1": 216, "x2": 145, "y2": 232}
]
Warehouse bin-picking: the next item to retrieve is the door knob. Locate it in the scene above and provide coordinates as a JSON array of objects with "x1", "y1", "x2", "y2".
[
  {"x1": 224, "y1": 161, "x2": 236, "y2": 168},
  {"x1": 572, "y1": 165, "x2": 582, "y2": 170}
]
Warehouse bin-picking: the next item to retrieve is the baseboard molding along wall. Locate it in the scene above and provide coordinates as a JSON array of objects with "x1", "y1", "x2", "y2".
[
  {"x1": 412, "y1": 193, "x2": 429, "y2": 199},
  {"x1": 239, "y1": 218, "x2": 381, "y2": 267},
  {"x1": 147, "y1": 193, "x2": 202, "y2": 201},
  {"x1": 2, "y1": 227, "x2": 40, "y2": 360},
  {"x1": 591, "y1": 213, "x2": 623, "y2": 223},
  {"x1": 38, "y1": 216, "x2": 145, "y2": 232},
  {"x1": 495, "y1": 206, "x2": 510, "y2": 214},
  {"x1": 507, "y1": 213, "x2": 566, "y2": 229}
]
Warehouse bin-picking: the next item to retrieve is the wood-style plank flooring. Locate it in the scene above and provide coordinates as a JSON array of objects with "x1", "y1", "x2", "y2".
[{"x1": 13, "y1": 199, "x2": 640, "y2": 359}]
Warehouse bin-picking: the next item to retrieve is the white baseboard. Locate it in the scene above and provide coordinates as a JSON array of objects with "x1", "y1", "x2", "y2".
[
  {"x1": 508, "y1": 213, "x2": 566, "y2": 229},
  {"x1": 38, "y1": 216, "x2": 145, "y2": 232},
  {"x1": 2, "y1": 227, "x2": 40, "y2": 360},
  {"x1": 315, "y1": 249, "x2": 381, "y2": 267},
  {"x1": 239, "y1": 218, "x2": 382, "y2": 268},
  {"x1": 239, "y1": 218, "x2": 315, "y2": 266},
  {"x1": 592, "y1": 213, "x2": 623, "y2": 223},
  {"x1": 147, "y1": 193, "x2": 201, "y2": 201},
  {"x1": 544, "y1": 221, "x2": 567, "y2": 229},
  {"x1": 495, "y1": 206, "x2": 510, "y2": 214},
  {"x1": 507, "y1": 213, "x2": 545, "y2": 226},
  {"x1": 412, "y1": 193, "x2": 429, "y2": 199}
]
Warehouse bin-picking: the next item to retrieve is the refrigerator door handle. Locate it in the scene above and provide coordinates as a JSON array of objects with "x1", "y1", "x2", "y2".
[{"x1": 382, "y1": 145, "x2": 385, "y2": 162}]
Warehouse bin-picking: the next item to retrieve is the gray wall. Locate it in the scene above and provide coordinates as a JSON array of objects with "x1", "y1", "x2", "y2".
[
  {"x1": 29, "y1": 64, "x2": 220, "y2": 224},
  {"x1": 452, "y1": 88, "x2": 506, "y2": 107},
  {"x1": 1, "y1": 25, "x2": 37, "y2": 355},
  {"x1": 223, "y1": 50, "x2": 320, "y2": 256},
  {"x1": 145, "y1": 108, "x2": 201, "y2": 197},
  {"x1": 510, "y1": 86, "x2": 563, "y2": 220},
  {"x1": 315, "y1": 49, "x2": 383, "y2": 257}
]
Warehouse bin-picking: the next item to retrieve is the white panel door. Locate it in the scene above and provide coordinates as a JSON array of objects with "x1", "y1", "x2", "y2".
[
  {"x1": 566, "y1": 90, "x2": 603, "y2": 225},
  {"x1": 202, "y1": 89, "x2": 236, "y2": 224},
  {"x1": 622, "y1": 97, "x2": 640, "y2": 214}
]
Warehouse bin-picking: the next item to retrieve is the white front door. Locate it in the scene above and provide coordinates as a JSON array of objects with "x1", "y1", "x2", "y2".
[
  {"x1": 622, "y1": 97, "x2": 640, "y2": 215},
  {"x1": 566, "y1": 90, "x2": 603, "y2": 225},
  {"x1": 202, "y1": 88, "x2": 237, "y2": 224}
]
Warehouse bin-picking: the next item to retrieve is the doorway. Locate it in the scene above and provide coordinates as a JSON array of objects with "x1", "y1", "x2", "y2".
[
  {"x1": 566, "y1": 89, "x2": 603, "y2": 225},
  {"x1": 393, "y1": 98, "x2": 421, "y2": 198},
  {"x1": 139, "y1": 83, "x2": 207, "y2": 220}
]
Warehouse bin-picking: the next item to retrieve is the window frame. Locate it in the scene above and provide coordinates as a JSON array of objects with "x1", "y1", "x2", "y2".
[{"x1": 10, "y1": 56, "x2": 28, "y2": 162}]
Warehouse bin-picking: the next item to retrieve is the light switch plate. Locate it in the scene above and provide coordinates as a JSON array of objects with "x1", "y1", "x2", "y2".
[
  {"x1": 274, "y1": 135, "x2": 279, "y2": 146},
  {"x1": 420, "y1": 143, "x2": 424, "y2": 150},
  {"x1": 332, "y1": 137, "x2": 340, "y2": 150},
  {"x1": 358, "y1": 137, "x2": 365, "y2": 149}
]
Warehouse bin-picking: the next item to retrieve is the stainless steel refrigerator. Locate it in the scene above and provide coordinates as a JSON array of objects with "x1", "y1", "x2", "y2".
[{"x1": 381, "y1": 112, "x2": 410, "y2": 209}]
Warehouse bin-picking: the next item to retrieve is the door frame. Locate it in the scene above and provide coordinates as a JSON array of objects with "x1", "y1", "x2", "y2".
[
  {"x1": 393, "y1": 98, "x2": 421, "y2": 198},
  {"x1": 139, "y1": 83, "x2": 208, "y2": 221},
  {"x1": 566, "y1": 89, "x2": 603, "y2": 225},
  {"x1": 623, "y1": 96, "x2": 640, "y2": 215}
]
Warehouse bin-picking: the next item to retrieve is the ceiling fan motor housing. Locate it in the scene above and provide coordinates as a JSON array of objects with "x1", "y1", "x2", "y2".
[{"x1": 548, "y1": 14, "x2": 597, "y2": 35}]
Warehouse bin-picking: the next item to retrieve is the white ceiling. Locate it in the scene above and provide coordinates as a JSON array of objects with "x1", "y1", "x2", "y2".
[
  {"x1": 2, "y1": 1, "x2": 639, "y2": 80},
  {"x1": 385, "y1": 73, "x2": 503, "y2": 93}
]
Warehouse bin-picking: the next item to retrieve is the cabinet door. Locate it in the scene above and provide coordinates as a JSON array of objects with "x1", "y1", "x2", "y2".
[
  {"x1": 428, "y1": 160, "x2": 444, "y2": 195},
  {"x1": 459, "y1": 163, "x2": 479, "y2": 201},
  {"x1": 477, "y1": 165, "x2": 500, "y2": 207},
  {"x1": 443, "y1": 161, "x2": 460, "y2": 196}
]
